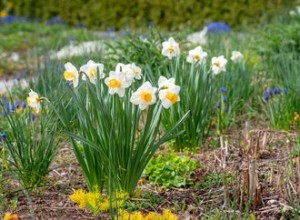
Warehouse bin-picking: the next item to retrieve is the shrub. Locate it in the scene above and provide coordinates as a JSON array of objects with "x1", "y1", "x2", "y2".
[{"x1": 11, "y1": 0, "x2": 296, "y2": 30}]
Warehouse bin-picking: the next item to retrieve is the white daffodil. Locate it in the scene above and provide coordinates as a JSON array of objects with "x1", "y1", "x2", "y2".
[
  {"x1": 80, "y1": 60, "x2": 105, "y2": 84},
  {"x1": 26, "y1": 89, "x2": 41, "y2": 114},
  {"x1": 130, "y1": 81, "x2": 157, "y2": 110},
  {"x1": 130, "y1": 63, "x2": 142, "y2": 80},
  {"x1": 186, "y1": 46, "x2": 208, "y2": 65},
  {"x1": 115, "y1": 63, "x2": 135, "y2": 83},
  {"x1": 158, "y1": 76, "x2": 176, "y2": 90},
  {"x1": 159, "y1": 85, "x2": 180, "y2": 109},
  {"x1": 104, "y1": 71, "x2": 130, "y2": 97},
  {"x1": 161, "y1": 37, "x2": 180, "y2": 59},
  {"x1": 63, "y1": 62, "x2": 79, "y2": 88},
  {"x1": 187, "y1": 27, "x2": 208, "y2": 45},
  {"x1": 211, "y1": 56, "x2": 227, "y2": 75},
  {"x1": 231, "y1": 51, "x2": 244, "y2": 63}
]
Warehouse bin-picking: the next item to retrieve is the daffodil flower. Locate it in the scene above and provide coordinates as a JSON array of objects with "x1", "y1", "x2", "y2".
[
  {"x1": 162, "y1": 37, "x2": 180, "y2": 59},
  {"x1": 186, "y1": 46, "x2": 208, "y2": 65},
  {"x1": 63, "y1": 62, "x2": 79, "y2": 88},
  {"x1": 231, "y1": 51, "x2": 244, "y2": 63},
  {"x1": 80, "y1": 60, "x2": 104, "y2": 84},
  {"x1": 26, "y1": 89, "x2": 41, "y2": 114},
  {"x1": 130, "y1": 63, "x2": 142, "y2": 80},
  {"x1": 130, "y1": 82, "x2": 157, "y2": 110},
  {"x1": 159, "y1": 86, "x2": 180, "y2": 109},
  {"x1": 104, "y1": 71, "x2": 130, "y2": 97},
  {"x1": 211, "y1": 55, "x2": 227, "y2": 75},
  {"x1": 115, "y1": 63, "x2": 135, "y2": 84},
  {"x1": 158, "y1": 76, "x2": 176, "y2": 90}
]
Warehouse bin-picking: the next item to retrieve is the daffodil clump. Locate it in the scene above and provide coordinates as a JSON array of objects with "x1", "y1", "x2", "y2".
[
  {"x1": 0, "y1": 89, "x2": 58, "y2": 190},
  {"x1": 70, "y1": 189, "x2": 128, "y2": 215},
  {"x1": 59, "y1": 58, "x2": 186, "y2": 196},
  {"x1": 118, "y1": 209, "x2": 178, "y2": 220},
  {"x1": 160, "y1": 36, "x2": 250, "y2": 148}
]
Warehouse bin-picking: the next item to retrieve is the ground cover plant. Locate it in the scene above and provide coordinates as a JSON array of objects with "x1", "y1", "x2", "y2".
[{"x1": 1, "y1": 3, "x2": 300, "y2": 220}]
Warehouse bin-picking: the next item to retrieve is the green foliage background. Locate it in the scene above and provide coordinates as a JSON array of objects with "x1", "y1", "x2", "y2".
[{"x1": 11, "y1": 0, "x2": 297, "y2": 30}]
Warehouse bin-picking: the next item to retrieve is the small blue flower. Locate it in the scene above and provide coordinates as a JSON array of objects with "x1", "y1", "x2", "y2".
[
  {"x1": 15, "y1": 101, "x2": 20, "y2": 108},
  {"x1": 0, "y1": 15, "x2": 27, "y2": 24},
  {"x1": 273, "y1": 87, "x2": 281, "y2": 95},
  {"x1": 223, "y1": 96, "x2": 227, "y2": 103},
  {"x1": 149, "y1": 21, "x2": 155, "y2": 28},
  {"x1": 31, "y1": 113, "x2": 36, "y2": 121},
  {"x1": 207, "y1": 22, "x2": 231, "y2": 34},
  {"x1": 16, "y1": 75, "x2": 21, "y2": 81},
  {"x1": 22, "y1": 100, "x2": 27, "y2": 108},
  {"x1": 284, "y1": 88, "x2": 287, "y2": 94},
  {"x1": 68, "y1": 35, "x2": 76, "y2": 43},
  {"x1": 10, "y1": 104, "x2": 15, "y2": 112},
  {"x1": 47, "y1": 16, "x2": 63, "y2": 25},
  {"x1": 263, "y1": 90, "x2": 270, "y2": 101},
  {"x1": 266, "y1": 88, "x2": 273, "y2": 96},
  {"x1": 140, "y1": 34, "x2": 148, "y2": 41},
  {"x1": 224, "y1": 106, "x2": 229, "y2": 113},
  {"x1": 0, "y1": 132, "x2": 6, "y2": 139},
  {"x1": 220, "y1": 87, "x2": 227, "y2": 94},
  {"x1": 216, "y1": 102, "x2": 221, "y2": 109},
  {"x1": 4, "y1": 101, "x2": 10, "y2": 112}
]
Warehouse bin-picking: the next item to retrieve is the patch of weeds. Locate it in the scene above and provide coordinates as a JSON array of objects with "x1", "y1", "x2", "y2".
[
  {"x1": 172, "y1": 199, "x2": 188, "y2": 212},
  {"x1": 291, "y1": 144, "x2": 300, "y2": 158},
  {"x1": 144, "y1": 153, "x2": 198, "y2": 188},
  {"x1": 122, "y1": 191, "x2": 164, "y2": 212},
  {"x1": 196, "y1": 172, "x2": 235, "y2": 190}
]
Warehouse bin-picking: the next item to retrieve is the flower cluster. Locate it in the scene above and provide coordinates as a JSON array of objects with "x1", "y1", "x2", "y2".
[
  {"x1": 64, "y1": 60, "x2": 105, "y2": 87},
  {"x1": 1, "y1": 99, "x2": 26, "y2": 116},
  {"x1": 161, "y1": 37, "x2": 244, "y2": 75},
  {"x1": 118, "y1": 209, "x2": 178, "y2": 220},
  {"x1": 206, "y1": 22, "x2": 231, "y2": 34},
  {"x1": 70, "y1": 189, "x2": 128, "y2": 214},
  {"x1": 263, "y1": 87, "x2": 287, "y2": 101},
  {"x1": 63, "y1": 61, "x2": 180, "y2": 110}
]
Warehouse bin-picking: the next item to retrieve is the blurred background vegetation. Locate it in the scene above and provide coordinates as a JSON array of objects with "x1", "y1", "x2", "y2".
[{"x1": 4, "y1": 0, "x2": 298, "y2": 30}]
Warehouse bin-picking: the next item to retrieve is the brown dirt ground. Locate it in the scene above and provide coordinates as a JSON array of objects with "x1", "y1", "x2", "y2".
[{"x1": 1, "y1": 124, "x2": 300, "y2": 220}]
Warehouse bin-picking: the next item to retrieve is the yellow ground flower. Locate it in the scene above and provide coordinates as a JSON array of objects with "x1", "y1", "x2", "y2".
[
  {"x1": 86, "y1": 191, "x2": 102, "y2": 210},
  {"x1": 69, "y1": 189, "x2": 87, "y2": 209},
  {"x1": 144, "y1": 212, "x2": 160, "y2": 220},
  {"x1": 162, "y1": 209, "x2": 178, "y2": 220},
  {"x1": 4, "y1": 212, "x2": 18, "y2": 220},
  {"x1": 118, "y1": 209, "x2": 178, "y2": 220},
  {"x1": 99, "y1": 199, "x2": 110, "y2": 211}
]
